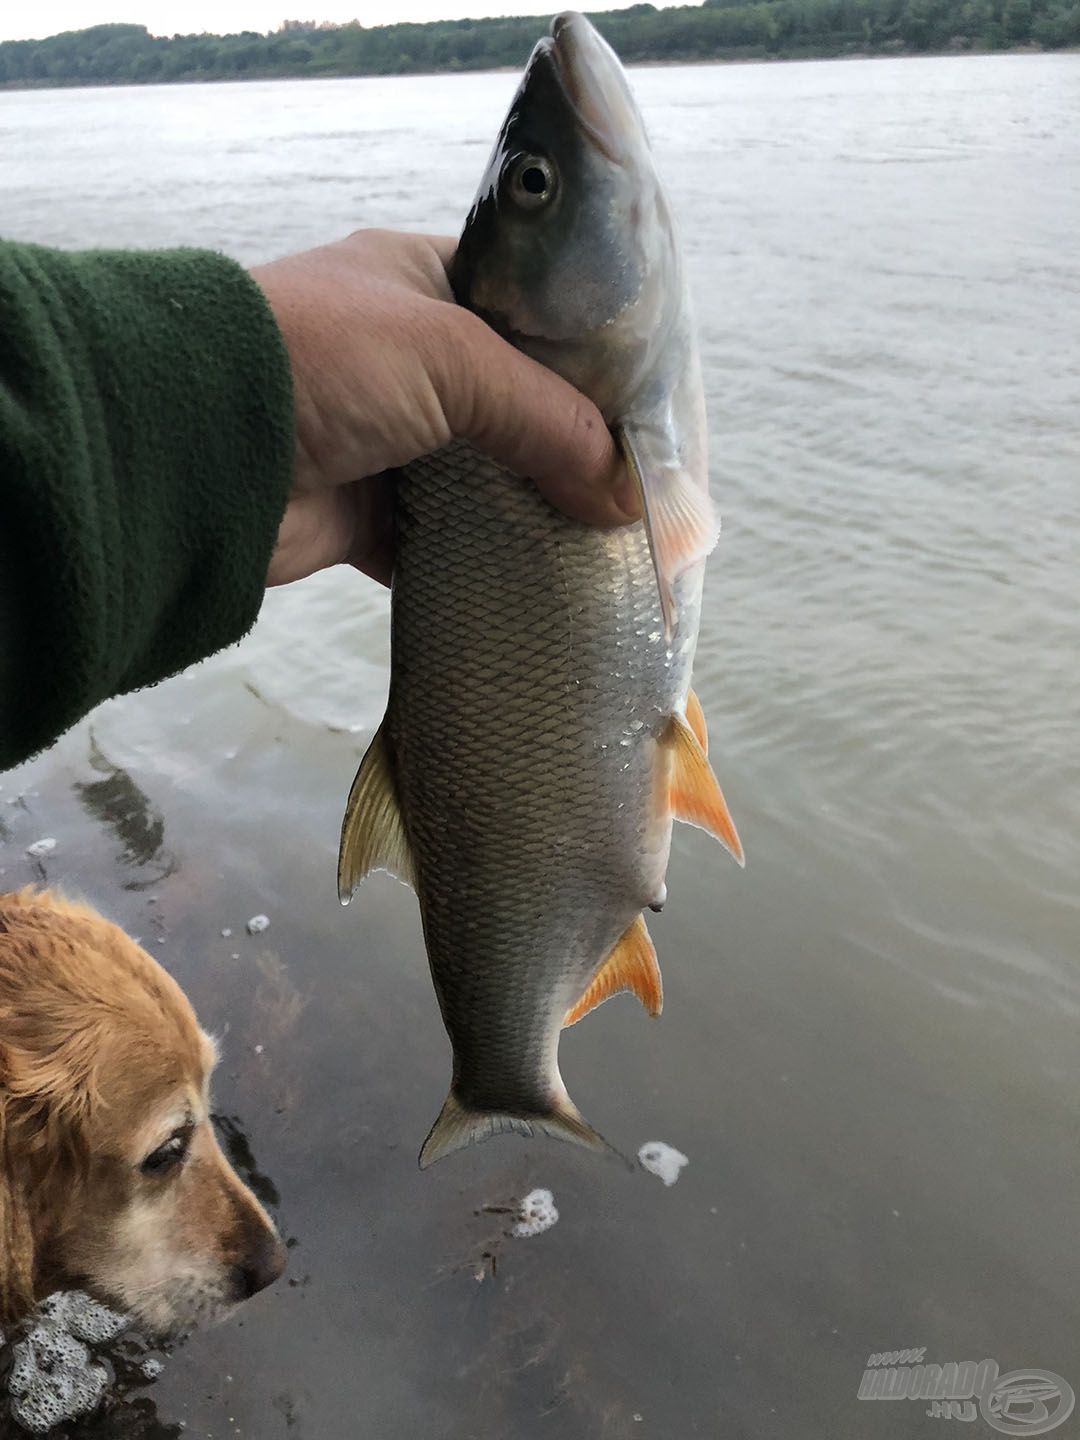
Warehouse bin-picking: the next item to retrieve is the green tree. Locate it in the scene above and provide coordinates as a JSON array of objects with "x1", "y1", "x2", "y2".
[
  {"x1": 0, "y1": 0, "x2": 1071, "y2": 92},
  {"x1": 1002, "y1": 0, "x2": 1033, "y2": 38}
]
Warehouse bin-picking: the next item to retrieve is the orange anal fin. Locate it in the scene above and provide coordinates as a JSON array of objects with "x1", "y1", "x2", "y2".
[
  {"x1": 666, "y1": 714, "x2": 745, "y2": 868},
  {"x1": 563, "y1": 914, "x2": 662, "y2": 1029},
  {"x1": 684, "y1": 686, "x2": 708, "y2": 755}
]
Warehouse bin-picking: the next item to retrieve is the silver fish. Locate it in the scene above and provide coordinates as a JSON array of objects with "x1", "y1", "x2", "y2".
[{"x1": 339, "y1": 11, "x2": 743, "y2": 1168}]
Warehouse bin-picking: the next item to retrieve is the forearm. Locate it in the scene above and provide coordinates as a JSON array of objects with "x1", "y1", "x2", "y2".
[{"x1": 0, "y1": 241, "x2": 294, "y2": 769}]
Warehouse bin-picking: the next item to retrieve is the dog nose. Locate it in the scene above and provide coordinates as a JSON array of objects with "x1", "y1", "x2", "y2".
[{"x1": 232, "y1": 1231, "x2": 287, "y2": 1300}]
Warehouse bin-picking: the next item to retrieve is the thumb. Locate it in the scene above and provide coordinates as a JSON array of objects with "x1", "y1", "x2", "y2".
[{"x1": 436, "y1": 308, "x2": 639, "y2": 526}]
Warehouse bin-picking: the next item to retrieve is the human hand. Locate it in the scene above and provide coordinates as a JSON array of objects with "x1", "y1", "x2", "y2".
[{"x1": 251, "y1": 229, "x2": 638, "y2": 588}]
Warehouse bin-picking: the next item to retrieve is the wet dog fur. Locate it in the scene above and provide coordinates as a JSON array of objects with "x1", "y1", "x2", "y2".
[{"x1": 0, "y1": 887, "x2": 285, "y2": 1333}]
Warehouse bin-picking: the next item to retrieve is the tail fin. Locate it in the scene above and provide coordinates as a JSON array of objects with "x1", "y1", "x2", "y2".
[{"x1": 418, "y1": 1088, "x2": 618, "y2": 1169}]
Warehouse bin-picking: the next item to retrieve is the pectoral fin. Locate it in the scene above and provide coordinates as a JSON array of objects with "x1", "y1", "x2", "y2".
[
  {"x1": 563, "y1": 913, "x2": 662, "y2": 1028},
  {"x1": 337, "y1": 721, "x2": 415, "y2": 902},
  {"x1": 665, "y1": 714, "x2": 745, "y2": 867},
  {"x1": 617, "y1": 421, "x2": 720, "y2": 640}
]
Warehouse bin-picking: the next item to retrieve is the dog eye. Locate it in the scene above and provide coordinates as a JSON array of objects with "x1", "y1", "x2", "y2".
[{"x1": 141, "y1": 1134, "x2": 189, "y2": 1176}]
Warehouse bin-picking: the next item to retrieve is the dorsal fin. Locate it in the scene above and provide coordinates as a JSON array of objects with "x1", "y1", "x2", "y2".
[
  {"x1": 337, "y1": 721, "x2": 415, "y2": 902},
  {"x1": 665, "y1": 714, "x2": 744, "y2": 867},
  {"x1": 563, "y1": 913, "x2": 662, "y2": 1028}
]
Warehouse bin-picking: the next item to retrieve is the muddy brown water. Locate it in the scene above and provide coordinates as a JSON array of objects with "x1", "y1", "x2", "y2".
[{"x1": 1, "y1": 52, "x2": 1078, "y2": 1439}]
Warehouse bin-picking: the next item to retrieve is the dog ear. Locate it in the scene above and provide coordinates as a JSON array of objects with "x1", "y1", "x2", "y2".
[
  {"x1": 0, "y1": 1079, "x2": 38, "y2": 1327},
  {"x1": 0, "y1": 895, "x2": 96, "y2": 1324}
]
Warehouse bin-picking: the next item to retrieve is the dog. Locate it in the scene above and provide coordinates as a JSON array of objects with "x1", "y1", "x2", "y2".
[{"x1": 0, "y1": 887, "x2": 285, "y2": 1334}]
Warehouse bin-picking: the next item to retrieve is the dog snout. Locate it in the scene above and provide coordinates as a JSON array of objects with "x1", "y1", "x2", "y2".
[{"x1": 230, "y1": 1228, "x2": 287, "y2": 1300}]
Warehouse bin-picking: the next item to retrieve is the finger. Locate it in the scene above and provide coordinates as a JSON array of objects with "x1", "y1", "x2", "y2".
[
  {"x1": 436, "y1": 310, "x2": 639, "y2": 526},
  {"x1": 332, "y1": 230, "x2": 457, "y2": 302},
  {"x1": 423, "y1": 234, "x2": 458, "y2": 271},
  {"x1": 267, "y1": 487, "x2": 359, "y2": 587},
  {"x1": 348, "y1": 471, "x2": 396, "y2": 588}
]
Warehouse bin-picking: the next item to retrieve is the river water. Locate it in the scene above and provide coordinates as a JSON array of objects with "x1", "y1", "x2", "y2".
[{"x1": 1, "y1": 52, "x2": 1078, "y2": 1440}]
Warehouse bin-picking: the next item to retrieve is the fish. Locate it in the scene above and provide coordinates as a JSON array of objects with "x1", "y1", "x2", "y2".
[{"x1": 338, "y1": 10, "x2": 743, "y2": 1169}]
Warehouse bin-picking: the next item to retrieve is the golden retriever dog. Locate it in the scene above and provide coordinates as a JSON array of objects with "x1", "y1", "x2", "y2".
[{"x1": 0, "y1": 887, "x2": 285, "y2": 1333}]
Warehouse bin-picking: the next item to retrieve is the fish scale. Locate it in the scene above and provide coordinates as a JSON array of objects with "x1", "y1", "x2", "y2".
[{"x1": 389, "y1": 443, "x2": 694, "y2": 1118}]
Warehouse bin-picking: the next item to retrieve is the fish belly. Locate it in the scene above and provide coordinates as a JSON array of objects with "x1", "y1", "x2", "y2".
[{"x1": 388, "y1": 440, "x2": 699, "y2": 1113}]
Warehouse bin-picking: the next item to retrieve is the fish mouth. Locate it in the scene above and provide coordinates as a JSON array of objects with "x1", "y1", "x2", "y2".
[
  {"x1": 541, "y1": 11, "x2": 641, "y2": 167},
  {"x1": 470, "y1": 305, "x2": 573, "y2": 359}
]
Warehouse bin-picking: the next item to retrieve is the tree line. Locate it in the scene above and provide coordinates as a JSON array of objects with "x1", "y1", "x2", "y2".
[{"x1": 0, "y1": 0, "x2": 1075, "y2": 90}]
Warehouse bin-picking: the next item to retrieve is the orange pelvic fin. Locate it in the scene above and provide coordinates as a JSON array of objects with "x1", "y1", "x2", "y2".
[
  {"x1": 337, "y1": 720, "x2": 415, "y2": 902},
  {"x1": 563, "y1": 913, "x2": 663, "y2": 1028},
  {"x1": 684, "y1": 686, "x2": 708, "y2": 755},
  {"x1": 665, "y1": 714, "x2": 745, "y2": 868}
]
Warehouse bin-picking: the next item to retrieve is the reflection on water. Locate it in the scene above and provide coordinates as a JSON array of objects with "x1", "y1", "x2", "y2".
[
  {"x1": 212, "y1": 1114, "x2": 282, "y2": 1212},
  {"x1": 72, "y1": 737, "x2": 176, "y2": 889}
]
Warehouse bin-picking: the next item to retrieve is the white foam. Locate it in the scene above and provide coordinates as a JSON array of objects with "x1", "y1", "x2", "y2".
[
  {"x1": 246, "y1": 913, "x2": 270, "y2": 935},
  {"x1": 25, "y1": 838, "x2": 56, "y2": 858},
  {"x1": 512, "y1": 1188, "x2": 559, "y2": 1238},
  {"x1": 40, "y1": 1292, "x2": 127, "y2": 1344},
  {"x1": 6, "y1": 1292, "x2": 128, "y2": 1432},
  {"x1": 638, "y1": 1140, "x2": 689, "y2": 1186}
]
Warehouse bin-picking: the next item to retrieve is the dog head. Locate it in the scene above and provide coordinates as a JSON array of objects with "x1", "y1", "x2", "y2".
[{"x1": 0, "y1": 888, "x2": 286, "y2": 1333}]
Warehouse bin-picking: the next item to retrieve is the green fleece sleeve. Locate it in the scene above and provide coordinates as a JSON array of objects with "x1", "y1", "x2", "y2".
[{"x1": 0, "y1": 241, "x2": 294, "y2": 770}]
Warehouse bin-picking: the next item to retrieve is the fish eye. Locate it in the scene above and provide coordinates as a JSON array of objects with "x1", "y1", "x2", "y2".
[
  {"x1": 508, "y1": 153, "x2": 557, "y2": 211},
  {"x1": 141, "y1": 1131, "x2": 190, "y2": 1177}
]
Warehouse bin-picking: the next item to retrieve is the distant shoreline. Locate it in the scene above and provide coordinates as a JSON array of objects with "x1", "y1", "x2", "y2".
[
  {"x1": 0, "y1": 45, "x2": 1065, "y2": 94},
  {"x1": 2, "y1": 2, "x2": 1074, "y2": 92}
]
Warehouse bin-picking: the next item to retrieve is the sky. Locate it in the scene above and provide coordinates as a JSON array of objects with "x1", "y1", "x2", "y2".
[{"x1": 1, "y1": 0, "x2": 674, "y2": 43}]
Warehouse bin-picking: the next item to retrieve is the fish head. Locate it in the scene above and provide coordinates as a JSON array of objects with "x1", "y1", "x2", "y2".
[{"x1": 450, "y1": 11, "x2": 680, "y2": 420}]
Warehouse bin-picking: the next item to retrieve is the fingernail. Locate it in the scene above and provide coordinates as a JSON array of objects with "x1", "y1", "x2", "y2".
[{"x1": 612, "y1": 464, "x2": 641, "y2": 521}]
